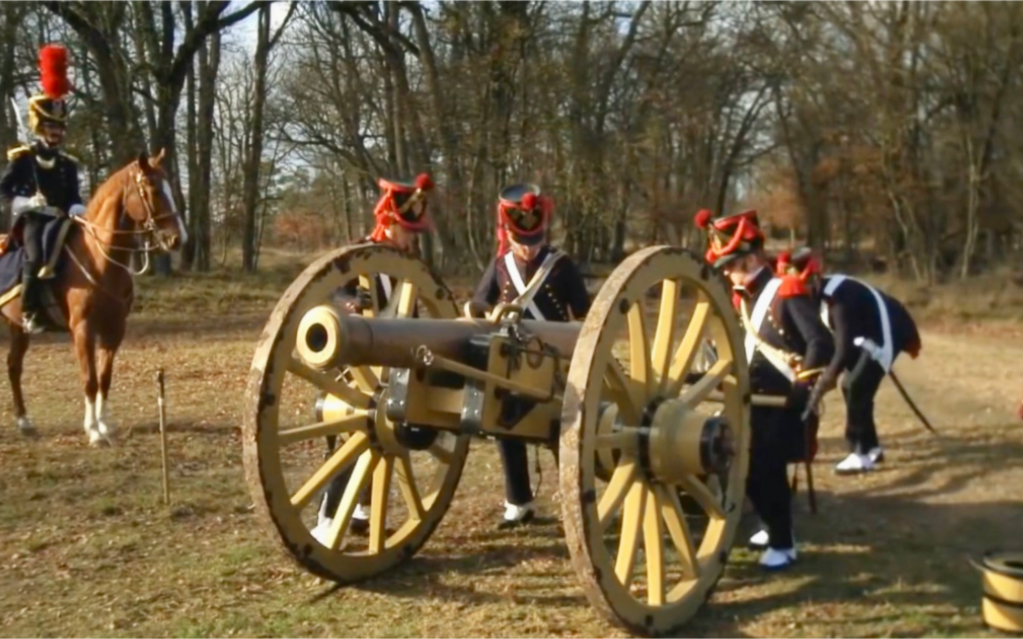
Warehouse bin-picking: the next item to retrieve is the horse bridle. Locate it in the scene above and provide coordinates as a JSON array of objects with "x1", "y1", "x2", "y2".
[
  {"x1": 71, "y1": 163, "x2": 183, "y2": 277},
  {"x1": 128, "y1": 165, "x2": 181, "y2": 253}
]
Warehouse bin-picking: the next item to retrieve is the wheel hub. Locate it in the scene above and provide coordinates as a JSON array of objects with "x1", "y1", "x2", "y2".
[{"x1": 645, "y1": 398, "x2": 735, "y2": 485}]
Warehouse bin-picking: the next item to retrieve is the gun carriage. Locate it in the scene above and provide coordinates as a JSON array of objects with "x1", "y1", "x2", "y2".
[{"x1": 243, "y1": 243, "x2": 783, "y2": 635}]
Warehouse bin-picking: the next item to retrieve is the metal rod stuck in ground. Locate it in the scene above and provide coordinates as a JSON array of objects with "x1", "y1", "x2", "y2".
[{"x1": 157, "y1": 368, "x2": 170, "y2": 505}]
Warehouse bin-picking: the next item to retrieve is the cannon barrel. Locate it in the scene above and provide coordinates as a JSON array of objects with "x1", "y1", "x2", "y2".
[{"x1": 295, "y1": 304, "x2": 583, "y2": 370}]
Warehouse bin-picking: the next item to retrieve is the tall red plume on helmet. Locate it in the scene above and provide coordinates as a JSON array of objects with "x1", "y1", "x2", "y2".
[
  {"x1": 39, "y1": 44, "x2": 71, "y2": 99},
  {"x1": 694, "y1": 208, "x2": 713, "y2": 229}
]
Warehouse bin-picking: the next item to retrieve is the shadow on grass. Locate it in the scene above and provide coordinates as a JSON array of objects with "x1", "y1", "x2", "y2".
[
  {"x1": 299, "y1": 429, "x2": 1021, "y2": 637},
  {"x1": 695, "y1": 489, "x2": 1019, "y2": 638},
  {"x1": 816, "y1": 422, "x2": 1023, "y2": 501}
]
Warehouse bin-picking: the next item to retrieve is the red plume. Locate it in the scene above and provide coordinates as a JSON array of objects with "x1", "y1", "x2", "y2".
[
  {"x1": 694, "y1": 208, "x2": 713, "y2": 229},
  {"x1": 414, "y1": 173, "x2": 434, "y2": 191},
  {"x1": 521, "y1": 192, "x2": 537, "y2": 209},
  {"x1": 39, "y1": 44, "x2": 71, "y2": 98}
]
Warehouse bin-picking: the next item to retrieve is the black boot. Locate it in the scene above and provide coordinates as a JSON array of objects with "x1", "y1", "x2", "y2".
[{"x1": 20, "y1": 263, "x2": 43, "y2": 334}]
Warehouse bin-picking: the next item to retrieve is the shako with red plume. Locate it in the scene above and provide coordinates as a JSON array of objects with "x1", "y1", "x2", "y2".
[
  {"x1": 776, "y1": 245, "x2": 821, "y2": 281},
  {"x1": 369, "y1": 172, "x2": 435, "y2": 241},
  {"x1": 496, "y1": 183, "x2": 551, "y2": 255},
  {"x1": 694, "y1": 208, "x2": 766, "y2": 269},
  {"x1": 28, "y1": 44, "x2": 73, "y2": 138}
]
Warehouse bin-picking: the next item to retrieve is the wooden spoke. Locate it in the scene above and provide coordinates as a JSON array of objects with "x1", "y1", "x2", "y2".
[
  {"x1": 678, "y1": 358, "x2": 733, "y2": 408},
  {"x1": 614, "y1": 479, "x2": 647, "y2": 585},
  {"x1": 677, "y1": 474, "x2": 724, "y2": 520},
  {"x1": 665, "y1": 298, "x2": 711, "y2": 397},
  {"x1": 369, "y1": 455, "x2": 393, "y2": 553},
  {"x1": 324, "y1": 449, "x2": 379, "y2": 550},
  {"x1": 277, "y1": 413, "x2": 368, "y2": 446},
  {"x1": 395, "y1": 280, "x2": 418, "y2": 318},
  {"x1": 395, "y1": 452, "x2": 425, "y2": 521},
  {"x1": 643, "y1": 485, "x2": 665, "y2": 606},
  {"x1": 626, "y1": 302, "x2": 653, "y2": 399},
  {"x1": 289, "y1": 431, "x2": 369, "y2": 510},
  {"x1": 650, "y1": 279, "x2": 679, "y2": 388},
  {"x1": 604, "y1": 359, "x2": 643, "y2": 424},
  {"x1": 598, "y1": 460, "x2": 638, "y2": 529},
  {"x1": 287, "y1": 357, "x2": 371, "y2": 410},
  {"x1": 655, "y1": 485, "x2": 701, "y2": 579}
]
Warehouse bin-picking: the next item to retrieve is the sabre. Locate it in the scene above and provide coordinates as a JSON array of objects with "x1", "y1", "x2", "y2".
[
  {"x1": 855, "y1": 337, "x2": 938, "y2": 436},
  {"x1": 887, "y1": 368, "x2": 938, "y2": 435},
  {"x1": 9, "y1": 96, "x2": 27, "y2": 144}
]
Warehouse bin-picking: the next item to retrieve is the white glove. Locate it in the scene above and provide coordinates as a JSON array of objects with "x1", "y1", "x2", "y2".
[
  {"x1": 28, "y1": 193, "x2": 47, "y2": 208},
  {"x1": 69, "y1": 204, "x2": 86, "y2": 217}
]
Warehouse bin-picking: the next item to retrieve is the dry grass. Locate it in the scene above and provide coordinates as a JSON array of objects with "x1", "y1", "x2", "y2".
[{"x1": 0, "y1": 261, "x2": 1021, "y2": 638}]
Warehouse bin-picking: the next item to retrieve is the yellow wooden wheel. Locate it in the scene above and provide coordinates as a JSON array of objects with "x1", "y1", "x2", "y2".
[
  {"x1": 559, "y1": 246, "x2": 750, "y2": 635},
  {"x1": 243, "y1": 243, "x2": 469, "y2": 583}
]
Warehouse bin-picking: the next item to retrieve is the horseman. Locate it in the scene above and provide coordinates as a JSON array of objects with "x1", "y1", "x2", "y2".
[
  {"x1": 697, "y1": 209, "x2": 835, "y2": 570},
  {"x1": 312, "y1": 173, "x2": 434, "y2": 546},
  {"x1": 777, "y1": 247, "x2": 922, "y2": 474},
  {"x1": 470, "y1": 183, "x2": 590, "y2": 528},
  {"x1": 0, "y1": 44, "x2": 86, "y2": 334}
]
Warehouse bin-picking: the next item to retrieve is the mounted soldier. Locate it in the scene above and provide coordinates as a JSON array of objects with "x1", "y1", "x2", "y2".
[
  {"x1": 312, "y1": 173, "x2": 434, "y2": 546},
  {"x1": 697, "y1": 209, "x2": 835, "y2": 570},
  {"x1": 0, "y1": 44, "x2": 86, "y2": 334},
  {"x1": 777, "y1": 247, "x2": 922, "y2": 474},
  {"x1": 470, "y1": 183, "x2": 590, "y2": 528}
]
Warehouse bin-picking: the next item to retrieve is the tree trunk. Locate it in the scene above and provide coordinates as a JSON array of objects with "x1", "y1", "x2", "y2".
[
  {"x1": 181, "y1": 2, "x2": 198, "y2": 271},
  {"x1": 241, "y1": 4, "x2": 272, "y2": 272},
  {"x1": 0, "y1": 4, "x2": 25, "y2": 230},
  {"x1": 195, "y1": 23, "x2": 220, "y2": 272}
]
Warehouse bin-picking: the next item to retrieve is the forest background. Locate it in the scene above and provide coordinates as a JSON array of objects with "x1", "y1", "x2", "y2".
[{"x1": 3, "y1": 0, "x2": 1020, "y2": 285}]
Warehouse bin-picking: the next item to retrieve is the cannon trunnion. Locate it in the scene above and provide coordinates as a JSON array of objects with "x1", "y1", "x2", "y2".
[{"x1": 244, "y1": 243, "x2": 751, "y2": 636}]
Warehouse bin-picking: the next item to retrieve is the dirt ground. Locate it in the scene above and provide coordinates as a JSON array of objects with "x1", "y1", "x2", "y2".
[{"x1": 0, "y1": 264, "x2": 1021, "y2": 638}]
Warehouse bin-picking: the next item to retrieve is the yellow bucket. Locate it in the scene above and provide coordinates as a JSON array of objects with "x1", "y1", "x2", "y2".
[{"x1": 974, "y1": 551, "x2": 1023, "y2": 634}]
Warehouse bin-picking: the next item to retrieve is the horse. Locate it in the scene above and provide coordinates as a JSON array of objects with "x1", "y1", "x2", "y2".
[{"x1": 0, "y1": 149, "x2": 186, "y2": 446}]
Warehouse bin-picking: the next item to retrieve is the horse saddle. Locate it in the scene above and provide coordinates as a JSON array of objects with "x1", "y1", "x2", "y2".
[
  {"x1": 0, "y1": 216, "x2": 75, "y2": 279},
  {"x1": 0, "y1": 217, "x2": 75, "y2": 331}
]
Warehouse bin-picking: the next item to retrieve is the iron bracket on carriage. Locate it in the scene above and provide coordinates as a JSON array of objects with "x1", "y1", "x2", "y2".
[{"x1": 243, "y1": 242, "x2": 757, "y2": 636}]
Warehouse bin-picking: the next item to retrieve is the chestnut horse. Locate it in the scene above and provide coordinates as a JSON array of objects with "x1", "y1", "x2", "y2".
[{"x1": 0, "y1": 150, "x2": 186, "y2": 445}]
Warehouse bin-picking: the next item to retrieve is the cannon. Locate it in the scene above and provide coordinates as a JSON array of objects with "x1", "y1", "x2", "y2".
[{"x1": 243, "y1": 243, "x2": 772, "y2": 635}]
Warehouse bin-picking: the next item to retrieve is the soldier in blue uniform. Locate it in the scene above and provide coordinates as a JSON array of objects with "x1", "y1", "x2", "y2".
[
  {"x1": 777, "y1": 248, "x2": 922, "y2": 474},
  {"x1": 470, "y1": 183, "x2": 590, "y2": 527},
  {"x1": 0, "y1": 44, "x2": 86, "y2": 334},
  {"x1": 312, "y1": 173, "x2": 434, "y2": 546},
  {"x1": 698, "y1": 209, "x2": 835, "y2": 569}
]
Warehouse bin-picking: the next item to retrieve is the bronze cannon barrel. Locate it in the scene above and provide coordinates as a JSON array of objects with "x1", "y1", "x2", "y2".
[{"x1": 294, "y1": 304, "x2": 583, "y2": 371}]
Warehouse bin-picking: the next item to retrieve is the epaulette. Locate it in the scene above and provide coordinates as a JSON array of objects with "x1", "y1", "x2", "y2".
[
  {"x1": 6, "y1": 145, "x2": 30, "y2": 161},
  {"x1": 59, "y1": 151, "x2": 79, "y2": 164},
  {"x1": 777, "y1": 274, "x2": 808, "y2": 298}
]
